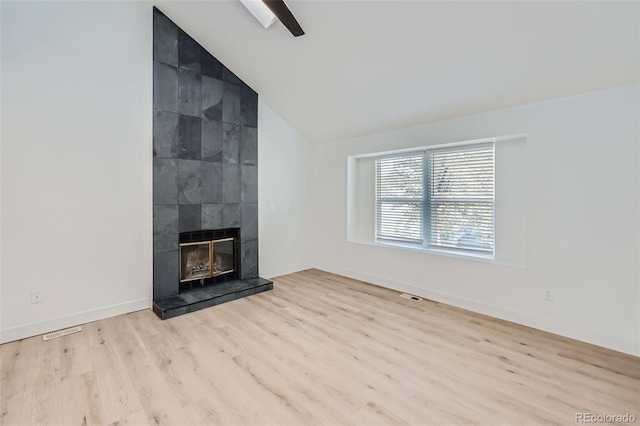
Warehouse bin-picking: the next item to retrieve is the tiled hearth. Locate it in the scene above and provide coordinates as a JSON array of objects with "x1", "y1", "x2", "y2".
[
  {"x1": 153, "y1": 277, "x2": 273, "y2": 319},
  {"x1": 152, "y1": 7, "x2": 272, "y2": 319}
]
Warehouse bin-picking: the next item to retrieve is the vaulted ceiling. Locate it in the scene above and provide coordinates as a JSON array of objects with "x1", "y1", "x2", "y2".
[{"x1": 157, "y1": 1, "x2": 639, "y2": 143}]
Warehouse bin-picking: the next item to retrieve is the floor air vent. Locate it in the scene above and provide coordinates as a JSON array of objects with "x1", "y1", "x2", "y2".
[
  {"x1": 43, "y1": 326, "x2": 82, "y2": 341},
  {"x1": 400, "y1": 293, "x2": 422, "y2": 301}
]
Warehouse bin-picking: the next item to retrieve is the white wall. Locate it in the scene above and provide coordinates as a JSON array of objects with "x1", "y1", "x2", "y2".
[
  {"x1": 1, "y1": 1, "x2": 152, "y2": 343},
  {"x1": 308, "y1": 85, "x2": 640, "y2": 356},
  {"x1": 258, "y1": 101, "x2": 313, "y2": 278}
]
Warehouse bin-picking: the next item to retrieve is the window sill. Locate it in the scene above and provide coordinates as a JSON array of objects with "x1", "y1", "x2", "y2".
[{"x1": 348, "y1": 239, "x2": 522, "y2": 268}]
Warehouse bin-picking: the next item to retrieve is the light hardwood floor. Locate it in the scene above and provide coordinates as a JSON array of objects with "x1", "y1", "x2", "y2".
[{"x1": 1, "y1": 269, "x2": 638, "y2": 425}]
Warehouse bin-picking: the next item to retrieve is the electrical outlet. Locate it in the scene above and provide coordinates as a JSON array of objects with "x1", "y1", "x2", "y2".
[
  {"x1": 31, "y1": 290, "x2": 43, "y2": 304},
  {"x1": 544, "y1": 289, "x2": 554, "y2": 302}
]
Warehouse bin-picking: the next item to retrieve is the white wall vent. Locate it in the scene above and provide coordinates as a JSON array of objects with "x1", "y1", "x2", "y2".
[
  {"x1": 400, "y1": 293, "x2": 422, "y2": 301},
  {"x1": 43, "y1": 326, "x2": 82, "y2": 341}
]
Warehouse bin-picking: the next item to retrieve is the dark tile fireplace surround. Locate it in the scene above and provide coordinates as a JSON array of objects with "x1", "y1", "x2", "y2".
[{"x1": 152, "y1": 7, "x2": 272, "y2": 319}]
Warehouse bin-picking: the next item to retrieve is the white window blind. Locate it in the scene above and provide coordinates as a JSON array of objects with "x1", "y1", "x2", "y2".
[
  {"x1": 375, "y1": 154, "x2": 424, "y2": 243},
  {"x1": 374, "y1": 142, "x2": 495, "y2": 256},
  {"x1": 427, "y1": 144, "x2": 494, "y2": 253}
]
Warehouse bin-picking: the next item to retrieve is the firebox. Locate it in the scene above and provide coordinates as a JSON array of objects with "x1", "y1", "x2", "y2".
[
  {"x1": 178, "y1": 228, "x2": 240, "y2": 290},
  {"x1": 180, "y1": 241, "x2": 212, "y2": 282}
]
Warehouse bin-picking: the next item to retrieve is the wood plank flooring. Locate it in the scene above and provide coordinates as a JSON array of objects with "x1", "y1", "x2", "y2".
[{"x1": 1, "y1": 269, "x2": 638, "y2": 425}]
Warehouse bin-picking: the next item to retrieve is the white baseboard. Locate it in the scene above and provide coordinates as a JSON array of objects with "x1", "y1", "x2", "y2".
[
  {"x1": 260, "y1": 263, "x2": 312, "y2": 280},
  {"x1": 0, "y1": 298, "x2": 150, "y2": 344},
  {"x1": 314, "y1": 263, "x2": 639, "y2": 357}
]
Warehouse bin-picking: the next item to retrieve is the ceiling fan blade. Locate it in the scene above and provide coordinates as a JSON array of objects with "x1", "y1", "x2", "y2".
[{"x1": 263, "y1": 0, "x2": 305, "y2": 37}]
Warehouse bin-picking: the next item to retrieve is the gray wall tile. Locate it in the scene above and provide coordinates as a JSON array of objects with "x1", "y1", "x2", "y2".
[
  {"x1": 241, "y1": 165, "x2": 258, "y2": 203},
  {"x1": 153, "y1": 158, "x2": 178, "y2": 205},
  {"x1": 202, "y1": 162, "x2": 222, "y2": 203},
  {"x1": 179, "y1": 204, "x2": 201, "y2": 232},
  {"x1": 222, "y1": 164, "x2": 241, "y2": 203},
  {"x1": 202, "y1": 204, "x2": 223, "y2": 229},
  {"x1": 153, "y1": 12, "x2": 178, "y2": 66},
  {"x1": 222, "y1": 204, "x2": 241, "y2": 228},
  {"x1": 241, "y1": 203, "x2": 258, "y2": 241},
  {"x1": 154, "y1": 250, "x2": 179, "y2": 299},
  {"x1": 178, "y1": 29, "x2": 201, "y2": 73},
  {"x1": 202, "y1": 54, "x2": 223, "y2": 79},
  {"x1": 154, "y1": 62, "x2": 178, "y2": 113},
  {"x1": 178, "y1": 115, "x2": 201, "y2": 160},
  {"x1": 202, "y1": 76, "x2": 223, "y2": 121},
  {"x1": 178, "y1": 159, "x2": 202, "y2": 204},
  {"x1": 222, "y1": 83, "x2": 241, "y2": 124},
  {"x1": 154, "y1": 110, "x2": 178, "y2": 158},
  {"x1": 201, "y1": 118, "x2": 222, "y2": 162},
  {"x1": 222, "y1": 123, "x2": 239, "y2": 164},
  {"x1": 178, "y1": 69, "x2": 202, "y2": 117},
  {"x1": 240, "y1": 126, "x2": 257, "y2": 165},
  {"x1": 154, "y1": 205, "x2": 178, "y2": 252},
  {"x1": 223, "y1": 68, "x2": 243, "y2": 85},
  {"x1": 240, "y1": 86, "x2": 258, "y2": 128},
  {"x1": 240, "y1": 240, "x2": 258, "y2": 279}
]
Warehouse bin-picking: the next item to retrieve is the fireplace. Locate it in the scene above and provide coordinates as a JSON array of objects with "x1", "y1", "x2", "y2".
[
  {"x1": 152, "y1": 8, "x2": 272, "y2": 320},
  {"x1": 154, "y1": 224, "x2": 272, "y2": 320},
  {"x1": 179, "y1": 238, "x2": 236, "y2": 282},
  {"x1": 179, "y1": 228, "x2": 239, "y2": 291}
]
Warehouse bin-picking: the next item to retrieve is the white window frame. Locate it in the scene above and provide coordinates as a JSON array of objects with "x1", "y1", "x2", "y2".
[{"x1": 375, "y1": 141, "x2": 495, "y2": 259}]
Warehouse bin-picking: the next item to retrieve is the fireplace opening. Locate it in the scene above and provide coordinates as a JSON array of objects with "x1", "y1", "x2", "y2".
[
  {"x1": 211, "y1": 238, "x2": 234, "y2": 276},
  {"x1": 180, "y1": 242, "x2": 212, "y2": 282},
  {"x1": 179, "y1": 228, "x2": 240, "y2": 291}
]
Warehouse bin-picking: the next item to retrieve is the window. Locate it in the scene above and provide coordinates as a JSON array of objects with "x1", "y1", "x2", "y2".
[
  {"x1": 375, "y1": 153, "x2": 424, "y2": 243},
  {"x1": 375, "y1": 143, "x2": 494, "y2": 256}
]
